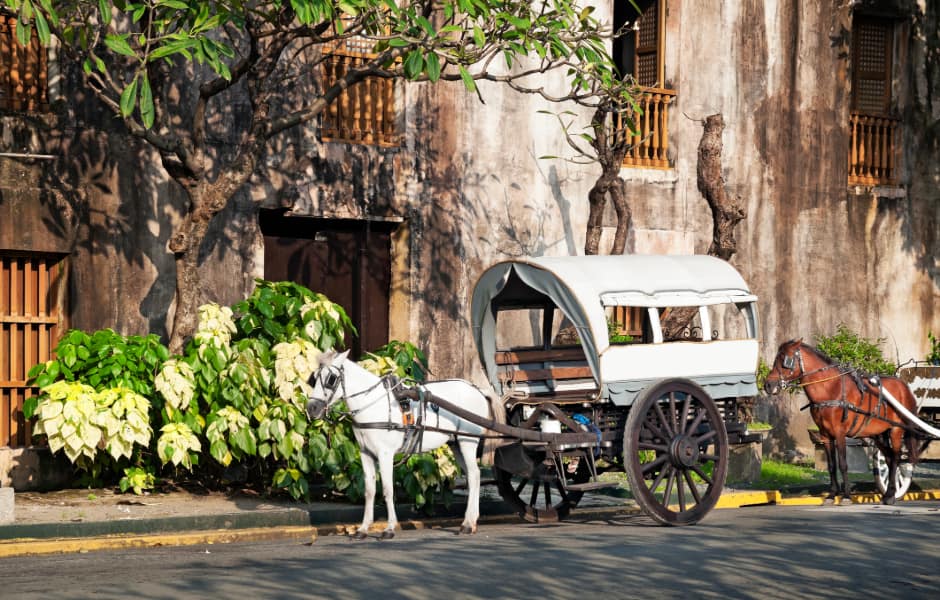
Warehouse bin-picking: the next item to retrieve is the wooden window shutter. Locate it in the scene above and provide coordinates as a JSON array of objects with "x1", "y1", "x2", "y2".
[
  {"x1": 634, "y1": 1, "x2": 663, "y2": 88},
  {"x1": 320, "y1": 23, "x2": 398, "y2": 147},
  {"x1": 0, "y1": 11, "x2": 49, "y2": 113},
  {"x1": 1, "y1": 252, "x2": 66, "y2": 448},
  {"x1": 852, "y1": 16, "x2": 892, "y2": 115}
]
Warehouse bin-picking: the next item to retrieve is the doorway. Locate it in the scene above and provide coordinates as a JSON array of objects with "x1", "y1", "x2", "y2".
[{"x1": 260, "y1": 210, "x2": 395, "y2": 359}]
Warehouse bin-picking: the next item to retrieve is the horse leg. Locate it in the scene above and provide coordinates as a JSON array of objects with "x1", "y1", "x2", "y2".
[
  {"x1": 378, "y1": 449, "x2": 398, "y2": 539},
  {"x1": 457, "y1": 438, "x2": 481, "y2": 535},
  {"x1": 355, "y1": 452, "x2": 377, "y2": 540},
  {"x1": 821, "y1": 439, "x2": 838, "y2": 504},
  {"x1": 882, "y1": 428, "x2": 905, "y2": 505},
  {"x1": 835, "y1": 436, "x2": 852, "y2": 505}
]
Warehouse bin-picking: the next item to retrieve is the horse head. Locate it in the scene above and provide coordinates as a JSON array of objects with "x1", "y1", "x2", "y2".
[
  {"x1": 763, "y1": 338, "x2": 805, "y2": 395},
  {"x1": 306, "y1": 350, "x2": 351, "y2": 420}
]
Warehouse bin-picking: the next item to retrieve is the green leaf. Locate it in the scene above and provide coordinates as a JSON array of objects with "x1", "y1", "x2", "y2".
[
  {"x1": 99, "y1": 0, "x2": 112, "y2": 25},
  {"x1": 23, "y1": 396, "x2": 40, "y2": 419},
  {"x1": 33, "y1": 11, "x2": 51, "y2": 45},
  {"x1": 139, "y1": 74, "x2": 155, "y2": 129},
  {"x1": 425, "y1": 52, "x2": 441, "y2": 82},
  {"x1": 458, "y1": 66, "x2": 476, "y2": 92},
  {"x1": 120, "y1": 76, "x2": 139, "y2": 118},
  {"x1": 105, "y1": 34, "x2": 137, "y2": 58},
  {"x1": 14, "y1": 19, "x2": 30, "y2": 48},
  {"x1": 415, "y1": 15, "x2": 435, "y2": 36},
  {"x1": 472, "y1": 26, "x2": 485, "y2": 47}
]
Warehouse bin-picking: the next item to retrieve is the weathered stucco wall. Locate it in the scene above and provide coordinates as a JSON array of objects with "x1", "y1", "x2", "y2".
[
  {"x1": 3, "y1": 1, "x2": 938, "y2": 462},
  {"x1": 615, "y1": 0, "x2": 940, "y2": 456}
]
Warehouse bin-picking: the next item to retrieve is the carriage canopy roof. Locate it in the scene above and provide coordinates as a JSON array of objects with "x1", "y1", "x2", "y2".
[{"x1": 471, "y1": 255, "x2": 756, "y2": 388}]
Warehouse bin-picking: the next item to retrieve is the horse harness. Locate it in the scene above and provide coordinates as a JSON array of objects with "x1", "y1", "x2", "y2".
[
  {"x1": 314, "y1": 368, "x2": 481, "y2": 460},
  {"x1": 778, "y1": 347, "x2": 908, "y2": 435}
]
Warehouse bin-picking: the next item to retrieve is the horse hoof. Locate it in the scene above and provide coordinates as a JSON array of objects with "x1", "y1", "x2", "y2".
[
  {"x1": 380, "y1": 530, "x2": 395, "y2": 540},
  {"x1": 351, "y1": 531, "x2": 368, "y2": 540},
  {"x1": 840, "y1": 496, "x2": 853, "y2": 506},
  {"x1": 823, "y1": 497, "x2": 835, "y2": 505},
  {"x1": 459, "y1": 525, "x2": 477, "y2": 535}
]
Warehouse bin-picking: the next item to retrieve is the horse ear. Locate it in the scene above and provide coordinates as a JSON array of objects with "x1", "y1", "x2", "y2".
[{"x1": 335, "y1": 350, "x2": 350, "y2": 364}]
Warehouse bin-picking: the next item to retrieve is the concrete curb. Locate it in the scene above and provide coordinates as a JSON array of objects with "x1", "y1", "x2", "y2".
[
  {"x1": 2, "y1": 488, "x2": 938, "y2": 558},
  {"x1": 0, "y1": 503, "x2": 640, "y2": 558}
]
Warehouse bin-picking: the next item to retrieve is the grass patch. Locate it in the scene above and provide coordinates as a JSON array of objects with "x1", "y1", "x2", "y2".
[{"x1": 741, "y1": 460, "x2": 871, "y2": 490}]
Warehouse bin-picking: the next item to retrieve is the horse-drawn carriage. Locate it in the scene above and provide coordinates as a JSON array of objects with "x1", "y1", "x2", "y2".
[{"x1": 308, "y1": 254, "x2": 762, "y2": 535}]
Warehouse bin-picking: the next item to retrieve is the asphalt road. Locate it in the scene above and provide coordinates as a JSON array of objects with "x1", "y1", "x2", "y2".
[{"x1": 3, "y1": 502, "x2": 940, "y2": 599}]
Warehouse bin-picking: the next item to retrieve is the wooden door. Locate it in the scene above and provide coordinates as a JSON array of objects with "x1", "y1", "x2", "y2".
[{"x1": 260, "y1": 211, "x2": 393, "y2": 359}]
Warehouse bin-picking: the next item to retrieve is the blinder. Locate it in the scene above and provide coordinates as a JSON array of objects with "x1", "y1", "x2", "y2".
[{"x1": 782, "y1": 355, "x2": 795, "y2": 370}]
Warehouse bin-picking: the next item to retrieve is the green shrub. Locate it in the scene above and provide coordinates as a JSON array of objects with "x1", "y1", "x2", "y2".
[
  {"x1": 815, "y1": 324, "x2": 896, "y2": 376},
  {"x1": 25, "y1": 280, "x2": 458, "y2": 509}
]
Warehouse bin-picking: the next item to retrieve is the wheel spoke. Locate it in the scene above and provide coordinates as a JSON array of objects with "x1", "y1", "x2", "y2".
[
  {"x1": 676, "y1": 470, "x2": 687, "y2": 512},
  {"x1": 542, "y1": 482, "x2": 553, "y2": 508},
  {"x1": 641, "y1": 453, "x2": 669, "y2": 475},
  {"x1": 649, "y1": 462, "x2": 669, "y2": 494},
  {"x1": 654, "y1": 402, "x2": 675, "y2": 437},
  {"x1": 663, "y1": 468, "x2": 676, "y2": 506},
  {"x1": 514, "y1": 478, "x2": 530, "y2": 497},
  {"x1": 686, "y1": 406, "x2": 706, "y2": 435},
  {"x1": 638, "y1": 441, "x2": 669, "y2": 452},
  {"x1": 683, "y1": 469, "x2": 703, "y2": 503},
  {"x1": 691, "y1": 464, "x2": 713, "y2": 486},
  {"x1": 679, "y1": 394, "x2": 691, "y2": 431},
  {"x1": 528, "y1": 481, "x2": 539, "y2": 507},
  {"x1": 668, "y1": 392, "x2": 678, "y2": 433},
  {"x1": 695, "y1": 429, "x2": 718, "y2": 445}
]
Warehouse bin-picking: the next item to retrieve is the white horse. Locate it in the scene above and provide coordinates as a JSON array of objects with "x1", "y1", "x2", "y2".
[{"x1": 305, "y1": 350, "x2": 490, "y2": 539}]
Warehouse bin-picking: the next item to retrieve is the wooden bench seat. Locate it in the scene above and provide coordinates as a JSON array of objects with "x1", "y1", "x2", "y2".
[{"x1": 495, "y1": 347, "x2": 597, "y2": 402}]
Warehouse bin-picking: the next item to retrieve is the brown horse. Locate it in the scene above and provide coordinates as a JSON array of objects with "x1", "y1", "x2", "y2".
[{"x1": 764, "y1": 339, "x2": 918, "y2": 505}]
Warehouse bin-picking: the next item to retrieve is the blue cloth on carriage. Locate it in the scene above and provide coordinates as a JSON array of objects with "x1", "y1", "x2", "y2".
[{"x1": 573, "y1": 413, "x2": 602, "y2": 457}]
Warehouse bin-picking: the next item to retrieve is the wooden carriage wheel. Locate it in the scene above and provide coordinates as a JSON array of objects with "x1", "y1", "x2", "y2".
[
  {"x1": 494, "y1": 454, "x2": 591, "y2": 523},
  {"x1": 623, "y1": 378, "x2": 728, "y2": 526}
]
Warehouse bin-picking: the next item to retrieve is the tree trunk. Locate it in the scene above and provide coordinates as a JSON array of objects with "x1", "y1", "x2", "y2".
[
  {"x1": 697, "y1": 113, "x2": 746, "y2": 261},
  {"x1": 584, "y1": 179, "x2": 608, "y2": 256},
  {"x1": 608, "y1": 178, "x2": 632, "y2": 255}
]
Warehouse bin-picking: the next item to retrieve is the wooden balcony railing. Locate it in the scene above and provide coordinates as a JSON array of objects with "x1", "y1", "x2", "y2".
[
  {"x1": 0, "y1": 12, "x2": 48, "y2": 113},
  {"x1": 616, "y1": 87, "x2": 676, "y2": 169},
  {"x1": 320, "y1": 40, "x2": 398, "y2": 147},
  {"x1": 848, "y1": 111, "x2": 899, "y2": 186}
]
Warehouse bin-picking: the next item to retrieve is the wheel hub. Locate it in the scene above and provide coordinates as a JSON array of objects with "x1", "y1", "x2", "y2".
[{"x1": 668, "y1": 435, "x2": 699, "y2": 468}]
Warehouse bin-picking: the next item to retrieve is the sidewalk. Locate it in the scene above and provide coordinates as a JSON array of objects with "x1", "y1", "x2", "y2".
[{"x1": 2, "y1": 477, "x2": 940, "y2": 558}]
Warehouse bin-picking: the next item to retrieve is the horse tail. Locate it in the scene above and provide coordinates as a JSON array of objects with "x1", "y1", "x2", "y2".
[{"x1": 894, "y1": 377, "x2": 921, "y2": 465}]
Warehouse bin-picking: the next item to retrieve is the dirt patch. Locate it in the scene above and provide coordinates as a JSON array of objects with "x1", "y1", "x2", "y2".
[{"x1": 11, "y1": 488, "x2": 307, "y2": 525}]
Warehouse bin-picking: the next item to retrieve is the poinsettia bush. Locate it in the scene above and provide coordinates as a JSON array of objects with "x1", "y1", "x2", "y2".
[{"x1": 25, "y1": 280, "x2": 459, "y2": 507}]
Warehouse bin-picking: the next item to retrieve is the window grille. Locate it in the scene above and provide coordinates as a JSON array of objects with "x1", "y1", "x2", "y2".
[
  {"x1": 320, "y1": 38, "x2": 398, "y2": 146},
  {"x1": 848, "y1": 17, "x2": 898, "y2": 186},
  {"x1": 0, "y1": 11, "x2": 48, "y2": 113},
  {"x1": 1, "y1": 252, "x2": 65, "y2": 448}
]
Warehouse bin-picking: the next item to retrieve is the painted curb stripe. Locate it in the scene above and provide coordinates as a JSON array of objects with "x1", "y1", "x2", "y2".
[{"x1": 0, "y1": 526, "x2": 316, "y2": 558}]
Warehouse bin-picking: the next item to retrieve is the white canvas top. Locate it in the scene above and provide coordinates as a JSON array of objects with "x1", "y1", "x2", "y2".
[{"x1": 471, "y1": 254, "x2": 759, "y2": 400}]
